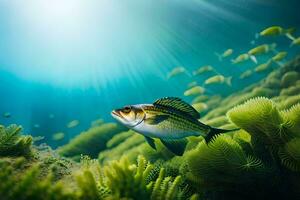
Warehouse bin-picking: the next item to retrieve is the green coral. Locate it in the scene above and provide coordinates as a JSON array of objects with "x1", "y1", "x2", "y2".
[
  {"x1": 187, "y1": 135, "x2": 269, "y2": 187},
  {"x1": 0, "y1": 124, "x2": 32, "y2": 158},
  {"x1": 278, "y1": 138, "x2": 300, "y2": 171},
  {"x1": 227, "y1": 97, "x2": 292, "y2": 146}
]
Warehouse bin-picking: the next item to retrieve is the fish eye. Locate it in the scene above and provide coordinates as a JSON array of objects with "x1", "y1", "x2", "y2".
[{"x1": 123, "y1": 106, "x2": 131, "y2": 113}]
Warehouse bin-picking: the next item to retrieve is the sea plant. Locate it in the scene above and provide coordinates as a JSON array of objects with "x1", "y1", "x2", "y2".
[
  {"x1": 186, "y1": 135, "x2": 269, "y2": 188},
  {"x1": 0, "y1": 124, "x2": 32, "y2": 158},
  {"x1": 0, "y1": 159, "x2": 74, "y2": 200},
  {"x1": 227, "y1": 97, "x2": 293, "y2": 148},
  {"x1": 58, "y1": 123, "x2": 125, "y2": 159}
]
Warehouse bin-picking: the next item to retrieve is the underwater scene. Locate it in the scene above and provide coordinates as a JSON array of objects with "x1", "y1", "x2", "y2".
[{"x1": 1, "y1": 0, "x2": 300, "y2": 199}]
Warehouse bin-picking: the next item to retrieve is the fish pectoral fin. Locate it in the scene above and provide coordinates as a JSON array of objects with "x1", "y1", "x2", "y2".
[
  {"x1": 145, "y1": 115, "x2": 169, "y2": 125},
  {"x1": 249, "y1": 55, "x2": 258, "y2": 64},
  {"x1": 160, "y1": 138, "x2": 188, "y2": 156},
  {"x1": 144, "y1": 136, "x2": 156, "y2": 150}
]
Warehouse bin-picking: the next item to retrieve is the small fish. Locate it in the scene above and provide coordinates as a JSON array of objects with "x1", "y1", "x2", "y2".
[
  {"x1": 254, "y1": 61, "x2": 272, "y2": 73},
  {"x1": 193, "y1": 65, "x2": 214, "y2": 76},
  {"x1": 231, "y1": 53, "x2": 249, "y2": 64},
  {"x1": 49, "y1": 114, "x2": 55, "y2": 119},
  {"x1": 3, "y1": 112, "x2": 11, "y2": 118},
  {"x1": 192, "y1": 102, "x2": 208, "y2": 113},
  {"x1": 259, "y1": 26, "x2": 296, "y2": 40},
  {"x1": 247, "y1": 43, "x2": 276, "y2": 64},
  {"x1": 167, "y1": 67, "x2": 186, "y2": 79},
  {"x1": 260, "y1": 26, "x2": 284, "y2": 37},
  {"x1": 192, "y1": 95, "x2": 209, "y2": 104},
  {"x1": 34, "y1": 124, "x2": 40, "y2": 128},
  {"x1": 111, "y1": 97, "x2": 238, "y2": 156},
  {"x1": 215, "y1": 48, "x2": 233, "y2": 61},
  {"x1": 271, "y1": 51, "x2": 287, "y2": 62},
  {"x1": 184, "y1": 86, "x2": 205, "y2": 96},
  {"x1": 204, "y1": 75, "x2": 232, "y2": 86},
  {"x1": 290, "y1": 37, "x2": 300, "y2": 47},
  {"x1": 239, "y1": 70, "x2": 253, "y2": 79},
  {"x1": 187, "y1": 81, "x2": 198, "y2": 88},
  {"x1": 32, "y1": 136, "x2": 45, "y2": 142},
  {"x1": 91, "y1": 119, "x2": 105, "y2": 127},
  {"x1": 67, "y1": 120, "x2": 79, "y2": 128},
  {"x1": 248, "y1": 44, "x2": 276, "y2": 56},
  {"x1": 53, "y1": 132, "x2": 65, "y2": 141}
]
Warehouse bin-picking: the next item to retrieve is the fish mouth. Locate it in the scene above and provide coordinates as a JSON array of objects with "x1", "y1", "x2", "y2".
[{"x1": 111, "y1": 110, "x2": 123, "y2": 119}]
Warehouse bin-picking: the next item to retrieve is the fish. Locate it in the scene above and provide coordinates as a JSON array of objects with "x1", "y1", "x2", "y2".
[
  {"x1": 192, "y1": 102, "x2": 208, "y2": 113},
  {"x1": 3, "y1": 112, "x2": 11, "y2": 118},
  {"x1": 32, "y1": 136, "x2": 45, "y2": 142},
  {"x1": 259, "y1": 26, "x2": 296, "y2": 40},
  {"x1": 34, "y1": 124, "x2": 40, "y2": 128},
  {"x1": 290, "y1": 37, "x2": 300, "y2": 47},
  {"x1": 193, "y1": 65, "x2": 214, "y2": 76},
  {"x1": 248, "y1": 44, "x2": 276, "y2": 56},
  {"x1": 111, "y1": 97, "x2": 239, "y2": 156},
  {"x1": 247, "y1": 43, "x2": 277, "y2": 64},
  {"x1": 53, "y1": 132, "x2": 65, "y2": 141},
  {"x1": 49, "y1": 114, "x2": 55, "y2": 119},
  {"x1": 254, "y1": 61, "x2": 272, "y2": 73},
  {"x1": 215, "y1": 48, "x2": 233, "y2": 61},
  {"x1": 231, "y1": 53, "x2": 249, "y2": 64},
  {"x1": 204, "y1": 75, "x2": 232, "y2": 86},
  {"x1": 239, "y1": 70, "x2": 253, "y2": 79},
  {"x1": 91, "y1": 119, "x2": 105, "y2": 127},
  {"x1": 184, "y1": 86, "x2": 205, "y2": 96},
  {"x1": 271, "y1": 51, "x2": 287, "y2": 62},
  {"x1": 260, "y1": 26, "x2": 284, "y2": 36},
  {"x1": 67, "y1": 120, "x2": 79, "y2": 128},
  {"x1": 167, "y1": 67, "x2": 187, "y2": 79},
  {"x1": 192, "y1": 95, "x2": 209, "y2": 104},
  {"x1": 187, "y1": 81, "x2": 198, "y2": 88}
]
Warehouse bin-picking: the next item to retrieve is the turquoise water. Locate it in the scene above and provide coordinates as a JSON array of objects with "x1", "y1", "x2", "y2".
[{"x1": 0, "y1": 0, "x2": 300, "y2": 147}]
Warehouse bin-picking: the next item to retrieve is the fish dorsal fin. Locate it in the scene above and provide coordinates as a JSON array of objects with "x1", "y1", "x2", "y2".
[{"x1": 153, "y1": 97, "x2": 200, "y2": 119}]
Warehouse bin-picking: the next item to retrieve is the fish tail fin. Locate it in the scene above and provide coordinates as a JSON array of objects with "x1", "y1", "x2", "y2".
[
  {"x1": 204, "y1": 127, "x2": 240, "y2": 143},
  {"x1": 284, "y1": 28, "x2": 296, "y2": 41},
  {"x1": 249, "y1": 55, "x2": 258, "y2": 64},
  {"x1": 225, "y1": 76, "x2": 232, "y2": 87},
  {"x1": 214, "y1": 52, "x2": 222, "y2": 61},
  {"x1": 285, "y1": 33, "x2": 295, "y2": 41}
]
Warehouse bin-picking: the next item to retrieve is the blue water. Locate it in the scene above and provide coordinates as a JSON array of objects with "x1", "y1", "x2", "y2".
[{"x1": 0, "y1": 0, "x2": 300, "y2": 147}]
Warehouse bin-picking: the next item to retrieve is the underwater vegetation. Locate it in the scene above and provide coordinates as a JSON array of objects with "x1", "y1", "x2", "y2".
[
  {"x1": 1, "y1": 54, "x2": 300, "y2": 200},
  {"x1": 57, "y1": 123, "x2": 125, "y2": 160},
  {"x1": 1, "y1": 21, "x2": 300, "y2": 200}
]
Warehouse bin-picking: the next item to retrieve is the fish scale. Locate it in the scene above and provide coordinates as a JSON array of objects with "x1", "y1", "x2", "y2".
[{"x1": 143, "y1": 105, "x2": 209, "y2": 135}]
